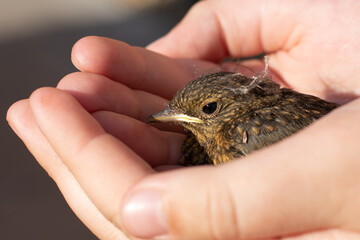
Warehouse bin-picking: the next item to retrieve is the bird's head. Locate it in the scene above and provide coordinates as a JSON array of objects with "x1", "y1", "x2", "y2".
[{"x1": 146, "y1": 72, "x2": 281, "y2": 145}]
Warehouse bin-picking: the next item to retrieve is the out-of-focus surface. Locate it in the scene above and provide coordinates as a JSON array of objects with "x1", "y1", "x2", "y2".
[
  {"x1": 0, "y1": 0, "x2": 174, "y2": 42},
  {"x1": 0, "y1": 1, "x2": 196, "y2": 239}
]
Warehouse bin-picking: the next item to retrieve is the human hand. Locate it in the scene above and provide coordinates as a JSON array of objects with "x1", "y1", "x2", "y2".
[
  {"x1": 7, "y1": 0, "x2": 360, "y2": 239},
  {"x1": 149, "y1": 0, "x2": 360, "y2": 104}
]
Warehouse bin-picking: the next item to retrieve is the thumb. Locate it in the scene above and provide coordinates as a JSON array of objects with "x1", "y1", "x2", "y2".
[
  {"x1": 147, "y1": 0, "x2": 264, "y2": 61},
  {"x1": 147, "y1": 0, "x2": 305, "y2": 61},
  {"x1": 120, "y1": 100, "x2": 360, "y2": 239},
  {"x1": 121, "y1": 161, "x2": 337, "y2": 240}
]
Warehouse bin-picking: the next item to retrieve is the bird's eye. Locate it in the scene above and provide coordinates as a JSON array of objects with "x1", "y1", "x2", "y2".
[{"x1": 202, "y1": 102, "x2": 218, "y2": 115}]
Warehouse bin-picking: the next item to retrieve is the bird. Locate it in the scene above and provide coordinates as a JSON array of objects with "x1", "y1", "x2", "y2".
[{"x1": 146, "y1": 71, "x2": 338, "y2": 166}]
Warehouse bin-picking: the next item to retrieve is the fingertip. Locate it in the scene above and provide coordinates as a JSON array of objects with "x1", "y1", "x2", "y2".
[
  {"x1": 57, "y1": 72, "x2": 101, "y2": 98},
  {"x1": 29, "y1": 87, "x2": 61, "y2": 112},
  {"x1": 71, "y1": 36, "x2": 106, "y2": 73},
  {"x1": 56, "y1": 72, "x2": 84, "y2": 89},
  {"x1": 7, "y1": 99, "x2": 31, "y2": 137},
  {"x1": 28, "y1": 87, "x2": 92, "y2": 132},
  {"x1": 71, "y1": 36, "x2": 132, "y2": 76},
  {"x1": 71, "y1": 36, "x2": 95, "y2": 69},
  {"x1": 71, "y1": 36, "x2": 92, "y2": 70},
  {"x1": 7, "y1": 99, "x2": 27, "y2": 122}
]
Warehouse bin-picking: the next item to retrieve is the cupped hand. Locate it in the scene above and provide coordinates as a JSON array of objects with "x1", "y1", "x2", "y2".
[
  {"x1": 149, "y1": 0, "x2": 360, "y2": 104},
  {"x1": 7, "y1": 0, "x2": 360, "y2": 239}
]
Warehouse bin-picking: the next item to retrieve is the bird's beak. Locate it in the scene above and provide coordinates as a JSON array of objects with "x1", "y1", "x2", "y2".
[{"x1": 146, "y1": 109, "x2": 203, "y2": 124}]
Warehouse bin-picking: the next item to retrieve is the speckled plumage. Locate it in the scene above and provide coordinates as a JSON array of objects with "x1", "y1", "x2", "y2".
[{"x1": 147, "y1": 72, "x2": 338, "y2": 165}]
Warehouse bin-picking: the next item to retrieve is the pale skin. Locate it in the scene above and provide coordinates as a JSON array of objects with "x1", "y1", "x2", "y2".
[{"x1": 6, "y1": 0, "x2": 360, "y2": 239}]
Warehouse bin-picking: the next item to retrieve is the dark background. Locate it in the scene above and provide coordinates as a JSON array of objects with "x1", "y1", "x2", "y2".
[{"x1": 1, "y1": 1, "x2": 196, "y2": 239}]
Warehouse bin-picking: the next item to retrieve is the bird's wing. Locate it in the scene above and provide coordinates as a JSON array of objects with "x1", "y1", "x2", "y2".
[
  {"x1": 228, "y1": 90, "x2": 338, "y2": 156},
  {"x1": 228, "y1": 106, "x2": 316, "y2": 155}
]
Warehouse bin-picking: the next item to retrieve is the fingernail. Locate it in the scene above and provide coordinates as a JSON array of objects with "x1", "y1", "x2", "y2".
[{"x1": 122, "y1": 190, "x2": 168, "y2": 239}]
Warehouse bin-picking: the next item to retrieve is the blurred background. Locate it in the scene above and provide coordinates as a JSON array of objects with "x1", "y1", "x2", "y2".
[{"x1": 1, "y1": 0, "x2": 197, "y2": 239}]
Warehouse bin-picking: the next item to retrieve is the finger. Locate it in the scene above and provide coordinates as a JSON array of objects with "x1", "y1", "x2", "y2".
[
  {"x1": 148, "y1": 0, "x2": 262, "y2": 60},
  {"x1": 147, "y1": 0, "x2": 303, "y2": 60},
  {"x1": 92, "y1": 111, "x2": 184, "y2": 166},
  {"x1": 57, "y1": 72, "x2": 168, "y2": 121},
  {"x1": 28, "y1": 87, "x2": 153, "y2": 232},
  {"x1": 58, "y1": 72, "x2": 186, "y2": 133},
  {"x1": 120, "y1": 99, "x2": 360, "y2": 239},
  {"x1": 71, "y1": 36, "x2": 219, "y2": 99},
  {"x1": 6, "y1": 100, "x2": 129, "y2": 240}
]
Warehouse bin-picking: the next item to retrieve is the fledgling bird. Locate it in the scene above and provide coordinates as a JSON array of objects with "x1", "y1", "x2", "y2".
[{"x1": 146, "y1": 70, "x2": 338, "y2": 165}]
